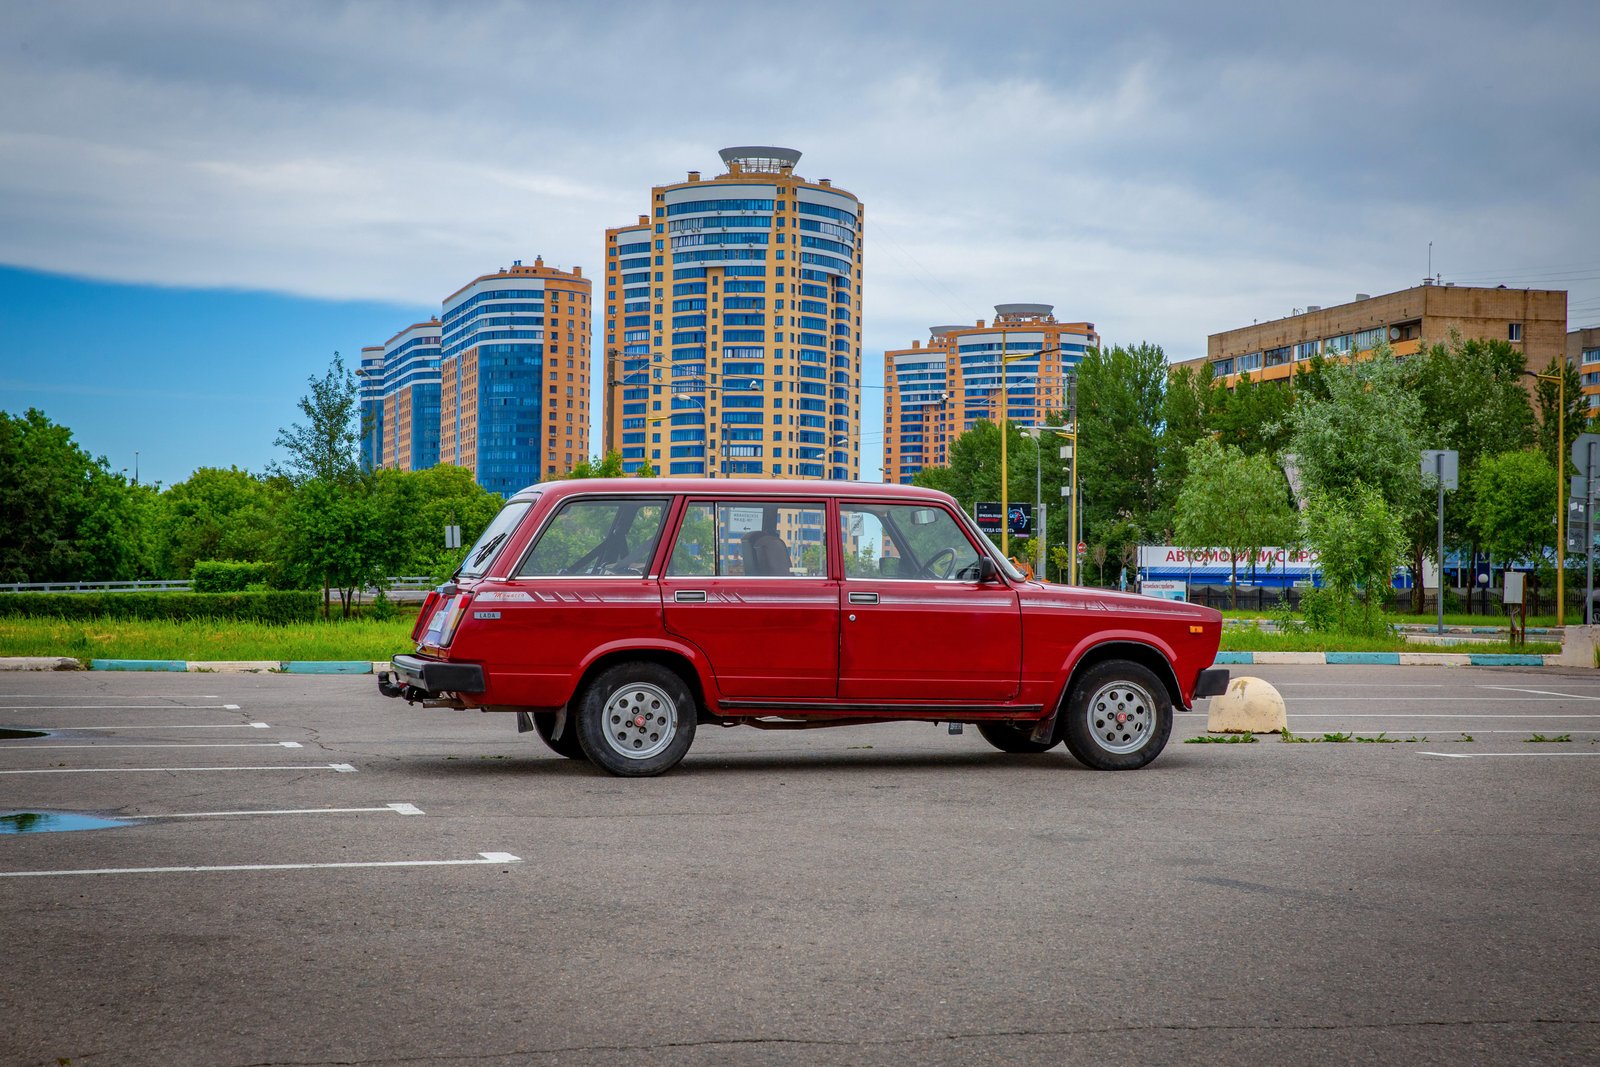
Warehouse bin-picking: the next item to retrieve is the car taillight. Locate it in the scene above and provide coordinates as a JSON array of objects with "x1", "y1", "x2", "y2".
[
  {"x1": 438, "y1": 593, "x2": 473, "y2": 647},
  {"x1": 412, "y1": 592, "x2": 441, "y2": 642}
]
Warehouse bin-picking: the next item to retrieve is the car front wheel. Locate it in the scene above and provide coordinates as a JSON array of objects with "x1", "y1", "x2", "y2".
[
  {"x1": 575, "y1": 662, "x2": 697, "y2": 777},
  {"x1": 1060, "y1": 659, "x2": 1172, "y2": 770}
]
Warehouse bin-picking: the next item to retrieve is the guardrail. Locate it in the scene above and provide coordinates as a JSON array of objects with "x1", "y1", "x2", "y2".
[{"x1": 0, "y1": 577, "x2": 439, "y2": 594}]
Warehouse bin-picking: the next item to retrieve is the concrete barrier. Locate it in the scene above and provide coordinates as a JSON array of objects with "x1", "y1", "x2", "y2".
[
  {"x1": 0, "y1": 657, "x2": 82, "y2": 671},
  {"x1": 91, "y1": 659, "x2": 186, "y2": 671},
  {"x1": 187, "y1": 661, "x2": 279, "y2": 673},
  {"x1": 1207, "y1": 676, "x2": 1287, "y2": 734}
]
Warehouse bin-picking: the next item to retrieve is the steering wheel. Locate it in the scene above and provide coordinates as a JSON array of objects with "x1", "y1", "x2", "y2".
[{"x1": 924, "y1": 546, "x2": 958, "y2": 580}]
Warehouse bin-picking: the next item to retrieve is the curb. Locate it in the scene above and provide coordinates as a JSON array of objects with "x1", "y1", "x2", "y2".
[
  {"x1": 0, "y1": 656, "x2": 83, "y2": 671},
  {"x1": 43, "y1": 659, "x2": 385, "y2": 674},
  {"x1": 90, "y1": 659, "x2": 186, "y2": 672},
  {"x1": 1215, "y1": 651, "x2": 1560, "y2": 667}
]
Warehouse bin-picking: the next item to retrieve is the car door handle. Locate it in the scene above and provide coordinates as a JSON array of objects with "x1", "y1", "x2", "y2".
[
  {"x1": 674, "y1": 590, "x2": 707, "y2": 603},
  {"x1": 848, "y1": 592, "x2": 879, "y2": 605}
]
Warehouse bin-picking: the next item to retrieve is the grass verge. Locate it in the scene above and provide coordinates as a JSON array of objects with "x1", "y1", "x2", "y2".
[
  {"x1": 1218, "y1": 629, "x2": 1558, "y2": 654},
  {"x1": 0, "y1": 615, "x2": 414, "y2": 662}
]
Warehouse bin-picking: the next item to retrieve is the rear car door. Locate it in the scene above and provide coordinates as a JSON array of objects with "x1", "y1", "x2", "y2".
[{"x1": 660, "y1": 498, "x2": 838, "y2": 700}]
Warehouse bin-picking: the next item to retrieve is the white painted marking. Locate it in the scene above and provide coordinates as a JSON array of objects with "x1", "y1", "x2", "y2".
[
  {"x1": 0, "y1": 852, "x2": 521, "y2": 879},
  {"x1": 0, "y1": 764, "x2": 356, "y2": 775},
  {"x1": 29, "y1": 723, "x2": 273, "y2": 731},
  {"x1": 1276, "y1": 683, "x2": 1445, "y2": 688},
  {"x1": 1420, "y1": 751, "x2": 1600, "y2": 759},
  {"x1": 0, "y1": 741, "x2": 300, "y2": 750},
  {"x1": 0, "y1": 695, "x2": 220, "y2": 699},
  {"x1": 1479, "y1": 686, "x2": 1600, "y2": 700},
  {"x1": 1292, "y1": 697, "x2": 1582, "y2": 703},
  {"x1": 119, "y1": 804, "x2": 426, "y2": 819},
  {"x1": 0, "y1": 704, "x2": 239, "y2": 710}
]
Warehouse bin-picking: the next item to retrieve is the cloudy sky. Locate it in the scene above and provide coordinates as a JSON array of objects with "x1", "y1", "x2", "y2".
[{"x1": 3, "y1": 0, "x2": 1598, "y2": 486}]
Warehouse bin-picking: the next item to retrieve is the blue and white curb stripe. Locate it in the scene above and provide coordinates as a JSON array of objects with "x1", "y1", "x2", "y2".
[{"x1": 1213, "y1": 652, "x2": 1558, "y2": 667}]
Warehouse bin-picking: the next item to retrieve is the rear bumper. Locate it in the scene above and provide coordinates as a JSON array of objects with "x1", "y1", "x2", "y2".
[
  {"x1": 1194, "y1": 667, "x2": 1230, "y2": 699},
  {"x1": 383, "y1": 653, "x2": 486, "y2": 695}
]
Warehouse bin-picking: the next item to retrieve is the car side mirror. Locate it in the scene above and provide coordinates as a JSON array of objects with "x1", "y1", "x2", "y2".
[{"x1": 976, "y1": 556, "x2": 997, "y2": 583}]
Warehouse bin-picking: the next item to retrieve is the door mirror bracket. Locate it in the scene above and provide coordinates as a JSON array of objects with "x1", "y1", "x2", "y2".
[{"x1": 976, "y1": 556, "x2": 997, "y2": 584}]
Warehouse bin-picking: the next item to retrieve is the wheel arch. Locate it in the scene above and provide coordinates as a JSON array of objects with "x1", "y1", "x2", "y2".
[
  {"x1": 1057, "y1": 639, "x2": 1184, "y2": 715},
  {"x1": 570, "y1": 646, "x2": 710, "y2": 721}
]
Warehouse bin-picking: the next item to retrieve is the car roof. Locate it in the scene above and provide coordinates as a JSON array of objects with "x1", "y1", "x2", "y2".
[{"x1": 507, "y1": 478, "x2": 955, "y2": 506}]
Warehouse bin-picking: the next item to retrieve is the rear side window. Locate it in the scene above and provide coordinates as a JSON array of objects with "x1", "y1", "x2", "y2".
[
  {"x1": 666, "y1": 502, "x2": 828, "y2": 577},
  {"x1": 458, "y1": 500, "x2": 533, "y2": 578},
  {"x1": 517, "y1": 498, "x2": 669, "y2": 577}
]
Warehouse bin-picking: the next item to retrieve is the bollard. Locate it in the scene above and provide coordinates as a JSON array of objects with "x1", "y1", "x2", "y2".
[{"x1": 1207, "y1": 676, "x2": 1287, "y2": 734}]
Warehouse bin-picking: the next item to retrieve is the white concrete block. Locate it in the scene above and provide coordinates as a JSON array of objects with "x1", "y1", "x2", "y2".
[
  {"x1": 1252, "y1": 652, "x2": 1326, "y2": 665},
  {"x1": 1207, "y1": 676, "x2": 1287, "y2": 734},
  {"x1": 1399, "y1": 652, "x2": 1470, "y2": 667},
  {"x1": 187, "y1": 661, "x2": 278, "y2": 673},
  {"x1": 0, "y1": 656, "x2": 82, "y2": 671}
]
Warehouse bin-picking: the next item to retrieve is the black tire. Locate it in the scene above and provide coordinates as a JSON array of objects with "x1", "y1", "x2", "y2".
[
  {"x1": 1060, "y1": 659, "x2": 1172, "y2": 771},
  {"x1": 532, "y1": 711, "x2": 586, "y2": 760},
  {"x1": 975, "y1": 721, "x2": 1059, "y2": 754},
  {"x1": 575, "y1": 662, "x2": 698, "y2": 777}
]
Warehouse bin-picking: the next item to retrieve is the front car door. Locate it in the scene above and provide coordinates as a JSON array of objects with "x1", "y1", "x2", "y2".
[
  {"x1": 660, "y1": 498, "x2": 838, "y2": 700},
  {"x1": 838, "y1": 502, "x2": 1020, "y2": 703}
]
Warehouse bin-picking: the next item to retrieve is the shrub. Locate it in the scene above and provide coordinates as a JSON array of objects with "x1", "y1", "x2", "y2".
[
  {"x1": 191, "y1": 560, "x2": 276, "y2": 593},
  {"x1": 0, "y1": 590, "x2": 319, "y2": 624}
]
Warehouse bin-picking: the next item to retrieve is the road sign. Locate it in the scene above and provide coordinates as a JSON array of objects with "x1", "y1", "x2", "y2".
[
  {"x1": 1077, "y1": 541, "x2": 1087, "y2": 555},
  {"x1": 1572, "y1": 433, "x2": 1600, "y2": 471},
  {"x1": 445, "y1": 525, "x2": 462, "y2": 549},
  {"x1": 1573, "y1": 476, "x2": 1591, "y2": 500},
  {"x1": 1421, "y1": 449, "x2": 1458, "y2": 490}
]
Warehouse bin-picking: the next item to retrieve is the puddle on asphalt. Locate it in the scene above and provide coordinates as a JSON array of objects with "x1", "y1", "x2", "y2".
[
  {"x1": 0, "y1": 811, "x2": 130, "y2": 834},
  {"x1": 0, "y1": 728, "x2": 48, "y2": 740}
]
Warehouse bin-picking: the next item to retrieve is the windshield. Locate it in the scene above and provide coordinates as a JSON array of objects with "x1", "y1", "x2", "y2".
[
  {"x1": 457, "y1": 498, "x2": 535, "y2": 579},
  {"x1": 954, "y1": 506, "x2": 1029, "y2": 582}
]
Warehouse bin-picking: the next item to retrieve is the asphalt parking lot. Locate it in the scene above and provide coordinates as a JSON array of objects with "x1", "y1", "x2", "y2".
[{"x1": 1, "y1": 665, "x2": 1597, "y2": 1066}]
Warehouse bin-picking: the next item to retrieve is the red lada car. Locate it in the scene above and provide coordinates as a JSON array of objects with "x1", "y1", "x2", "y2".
[{"x1": 378, "y1": 479, "x2": 1227, "y2": 777}]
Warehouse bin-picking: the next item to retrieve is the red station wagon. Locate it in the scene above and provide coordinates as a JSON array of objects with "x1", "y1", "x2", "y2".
[{"x1": 378, "y1": 479, "x2": 1227, "y2": 776}]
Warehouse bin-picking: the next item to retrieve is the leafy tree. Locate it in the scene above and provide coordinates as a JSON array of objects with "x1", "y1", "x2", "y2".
[
  {"x1": 158, "y1": 466, "x2": 284, "y2": 576},
  {"x1": 1469, "y1": 450, "x2": 1556, "y2": 567},
  {"x1": 278, "y1": 477, "x2": 386, "y2": 617},
  {"x1": 1077, "y1": 343, "x2": 1166, "y2": 572},
  {"x1": 1211, "y1": 370, "x2": 1293, "y2": 457},
  {"x1": 634, "y1": 456, "x2": 657, "y2": 477},
  {"x1": 912, "y1": 418, "x2": 1069, "y2": 564},
  {"x1": 1286, "y1": 348, "x2": 1423, "y2": 511},
  {"x1": 1535, "y1": 355, "x2": 1587, "y2": 478},
  {"x1": 368, "y1": 465, "x2": 503, "y2": 578},
  {"x1": 0, "y1": 408, "x2": 158, "y2": 582},
  {"x1": 1153, "y1": 362, "x2": 1219, "y2": 539},
  {"x1": 272, "y1": 352, "x2": 361, "y2": 486},
  {"x1": 1173, "y1": 438, "x2": 1297, "y2": 608},
  {"x1": 1300, "y1": 483, "x2": 1407, "y2": 636},
  {"x1": 566, "y1": 450, "x2": 627, "y2": 479}
]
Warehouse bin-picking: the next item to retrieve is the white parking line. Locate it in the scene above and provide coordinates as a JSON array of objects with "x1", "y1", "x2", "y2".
[
  {"x1": 1420, "y1": 752, "x2": 1600, "y2": 759},
  {"x1": 0, "y1": 741, "x2": 301, "y2": 750},
  {"x1": 35, "y1": 723, "x2": 272, "y2": 730},
  {"x1": 0, "y1": 695, "x2": 220, "y2": 699},
  {"x1": 119, "y1": 802, "x2": 425, "y2": 819},
  {"x1": 1291, "y1": 697, "x2": 1585, "y2": 703},
  {"x1": 0, "y1": 852, "x2": 520, "y2": 879},
  {"x1": 1479, "y1": 686, "x2": 1600, "y2": 700},
  {"x1": 0, "y1": 704, "x2": 242, "y2": 710},
  {"x1": 1286, "y1": 714, "x2": 1600, "y2": 718},
  {"x1": 0, "y1": 763, "x2": 356, "y2": 775}
]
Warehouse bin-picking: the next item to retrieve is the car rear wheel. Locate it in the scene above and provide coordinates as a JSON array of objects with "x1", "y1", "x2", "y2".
[
  {"x1": 532, "y1": 711, "x2": 586, "y2": 760},
  {"x1": 575, "y1": 662, "x2": 697, "y2": 777},
  {"x1": 975, "y1": 721, "x2": 1058, "y2": 754},
  {"x1": 1061, "y1": 659, "x2": 1172, "y2": 770}
]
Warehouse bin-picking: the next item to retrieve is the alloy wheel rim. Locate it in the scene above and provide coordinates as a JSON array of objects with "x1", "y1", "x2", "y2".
[
  {"x1": 1087, "y1": 681, "x2": 1155, "y2": 754},
  {"x1": 602, "y1": 682, "x2": 676, "y2": 760}
]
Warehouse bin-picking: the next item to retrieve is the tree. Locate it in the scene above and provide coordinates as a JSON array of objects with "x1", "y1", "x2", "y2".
[
  {"x1": 0, "y1": 408, "x2": 158, "y2": 582},
  {"x1": 1153, "y1": 362, "x2": 1219, "y2": 540},
  {"x1": 272, "y1": 352, "x2": 361, "y2": 486},
  {"x1": 158, "y1": 466, "x2": 283, "y2": 576},
  {"x1": 1535, "y1": 355, "x2": 1586, "y2": 478},
  {"x1": 1211, "y1": 370, "x2": 1293, "y2": 457},
  {"x1": 1286, "y1": 348, "x2": 1423, "y2": 511},
  {"x1": 1173, "y1": 438, "x2": 1297, "y2": 607},
  {"x1": 1301, "y1": 483, "x2": 1407, "y2": 635},
  {"x1": 1077, "y1": 343, "x2": 1166, "y2": 573},
  {"x1": 368, "y1": 465, "x2": 503, "y2": 579},
  {"x1": 566, "y1": 451, "x2": 626, "y2": 479},
  {"x1": 912, "y1": 419, "x2": 1070, "y2": 564},
  {"x1": 1469, "y1": 450, "x2": 1556, "y2": 568},
  {"x1": 278, "y1": 477, "x2": 386, "y2": 618}
]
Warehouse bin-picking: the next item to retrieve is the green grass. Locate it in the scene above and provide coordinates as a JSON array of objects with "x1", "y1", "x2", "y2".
[
  {"x1": 1218, "y1": 628, "x2": 1558, "y2": 655},
  {"x1": 1218, "y1": 609, "x2": 1560, "y2": 629},
  {"x1": 1525, "y1": 733, "x2": 1573, "y2": 743},
  {"x1": 0, "y1": 615, "x2": 415, "y2": 662},
  {"x1": 1185, "y1": 732, "x2": 1258, "y2": 743}
]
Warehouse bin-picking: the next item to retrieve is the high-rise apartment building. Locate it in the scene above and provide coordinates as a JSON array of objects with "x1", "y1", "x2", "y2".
[
  {"x1": 1174, "y1": 283, "x2": 1567, "y2": 385},
  {"x1": 1570, "y1": 327, "x2": 1600, "y2": 417},
  {"x1": 439, "y1": 258, "x2": 591, "y2": 497},
  {"x1": 883, "y1": 305, "x2": 1097, "y2": 484},
  {"x1": 358, "y1": 344, "x2": 386, "y2": 472},
  {"x1": 602, "y1": 147, "x2": 863, "y2": 479},
  {"x1": 377, "y1": 320, "x2": 442, "y2": 471}
]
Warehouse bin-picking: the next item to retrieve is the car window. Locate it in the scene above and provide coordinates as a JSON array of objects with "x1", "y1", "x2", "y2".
[
  {"x1": 841, "y1": 504, "x2": 982, "y2": 581},
  {"x1": 666, "y1": 502, "x2": 828, "y2": 577},
  {"x1": 516, "y1": 497, "x2": 669, "y2": 577},
  {"x1": 458, "y1": 499, "x2": 533, "y2": 578}
]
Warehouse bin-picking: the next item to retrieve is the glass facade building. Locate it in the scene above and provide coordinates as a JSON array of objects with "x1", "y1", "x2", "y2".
[
  {"x1": 603, "y1": 147, "x2": 863, "y2": 480},
  {"x1": 883, "y1": 306, "x2": 1097, "y2": 484},
  {"x1": 439, "y1": 258, "x2": 591, "y2": 498},
  {"x1": 378, "y1": 321, "x2": 442, "y2": 472},
  {"x1": 358, "y1": 344, "x2": 386, "y2": 472}
]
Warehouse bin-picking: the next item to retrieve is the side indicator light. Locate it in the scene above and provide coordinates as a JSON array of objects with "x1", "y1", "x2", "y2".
[{"x1": 1189, "y1": 625, "x2": 1205, "y2": 633}]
